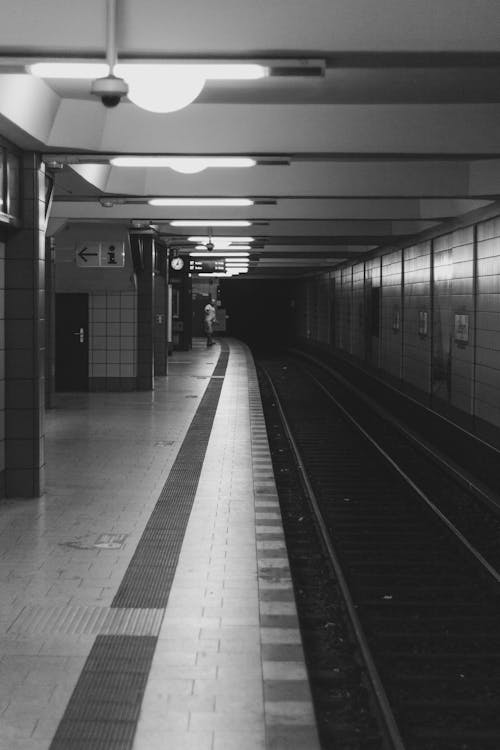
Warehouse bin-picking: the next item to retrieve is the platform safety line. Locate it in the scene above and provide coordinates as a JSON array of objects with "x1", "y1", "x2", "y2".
[{"x1": 246, "y1": 349, "x2": 322, "y2": 750}]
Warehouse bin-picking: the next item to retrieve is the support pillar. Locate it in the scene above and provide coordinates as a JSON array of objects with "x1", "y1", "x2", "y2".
[
  {"x1": 5, "y1": 154, "x2": 46, "y2": 497},
  {"x1": 154, "y1": 245, "x2": 168, "y2": 376},
  {"x1": 136, "y1": 234, "x2": 154, "y2": 390}
]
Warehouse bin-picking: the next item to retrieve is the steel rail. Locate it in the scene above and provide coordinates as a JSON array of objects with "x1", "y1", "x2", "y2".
[
  {"x1": 260, "y1": 365, "x2": 407, "y2": 750},
  {"x1": 292, "y1": 347, "x2": 500, "y2": 506},
  {"x1": 301, "y1": 364, "x2": 500, "y2": 587}
]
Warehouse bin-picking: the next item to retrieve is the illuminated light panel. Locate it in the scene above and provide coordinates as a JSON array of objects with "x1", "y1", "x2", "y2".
[
  {"x1": 30, "y1": 62, "x2": 267, "y2": 81},
  {"x1": 29, "y1": 62, "x2": 109, "y2": 78},
  {"x1": 188, "y1": 236, "x2": 254, "y2": 243},
  {"x1": 189, "y1": 252, "x2": 249, "y2": 257},
  {"x1": 201, "y1": 64, "x2": 268, "y2": 80},
  {"x1": 197, "y1": 270, "x2": 248, "y2": 277},
  {"x1": 170, "y1": 220, "x2": 252, "y2": 227},
  {"x1": 192, "y1": 243, "x2": 252, "y2": 250},
  {"x1": 149, "y1": 198, "x2": 253, "y2": 207},
  {"x1": 111, "y1": 157, "x2": 255, "y2": 173},
  {"x1": 116, "y1": 63, "x2": 267, "y2": 81}
]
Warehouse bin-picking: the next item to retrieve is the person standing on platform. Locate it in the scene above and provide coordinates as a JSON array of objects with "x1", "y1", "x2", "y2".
[{"x1": 203, "y1": 297, "x2": 216, "y2": 346}]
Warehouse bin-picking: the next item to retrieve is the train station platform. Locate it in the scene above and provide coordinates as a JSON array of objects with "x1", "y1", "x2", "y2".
[{"x1": 0, "y1": 338, "x2": 320, "y2": 750}]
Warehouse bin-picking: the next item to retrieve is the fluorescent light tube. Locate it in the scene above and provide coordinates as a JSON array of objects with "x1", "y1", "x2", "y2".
[
  {"x1": 188, "y1": 236, "x2": 254, "y2": 243},
  {"x1": 189, "y1": 252, "x2": 249, "y2": 257},
  {"x1": 29, "y1": 62, "x2": 109, "y2": 78},
  {"x1": 149, "y1": 198, "x2": 253, "y2": 207},
  {"x1": 170, "y1": 220, "x2": 251, "y2": 227}
]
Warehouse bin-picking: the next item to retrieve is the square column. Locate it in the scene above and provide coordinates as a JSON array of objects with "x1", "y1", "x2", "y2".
[
  {"x1": 136, "y1": 234, "x2": 154, "y2": 390},
  {"x1": 4, "y1": 153, "x2": 46, "y2": 497},
  {"x1": 154, "y1": 245, "x2": 168, "y2": 376}
]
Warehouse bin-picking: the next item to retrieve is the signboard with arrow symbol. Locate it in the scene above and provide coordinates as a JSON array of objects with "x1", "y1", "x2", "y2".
[{"x1": 75, "y1": 241, "x2": 125, "y2": 268}]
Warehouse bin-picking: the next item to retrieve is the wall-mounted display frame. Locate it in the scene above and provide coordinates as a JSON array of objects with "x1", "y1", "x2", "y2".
[
  {"x1": 392, "y1": 306, "x2": 400, "y2": 332},
  {"x1": 454, "y1": 313, "x2": 469, "y2": 343},
  {"x1": 418, "y1": 310, "x2": 428, "y2": 336}
]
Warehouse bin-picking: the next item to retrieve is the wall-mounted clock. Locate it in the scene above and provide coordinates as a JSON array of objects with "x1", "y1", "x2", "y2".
[{"x1": 170, "y1": 256, "x2": 184, "y2": 271}]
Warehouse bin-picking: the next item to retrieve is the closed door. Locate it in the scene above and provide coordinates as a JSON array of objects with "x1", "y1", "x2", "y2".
[{"x1": 55, "y1": 293, "x2": 89, "y2": 391}]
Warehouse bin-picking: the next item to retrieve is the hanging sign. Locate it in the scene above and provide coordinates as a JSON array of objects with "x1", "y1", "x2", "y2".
[
  {"x1": 76, "y1": 241, "x2": 126, "y2": 268},
  {"x1": 189, "y1": 259, "x2": 226, "y2": 273}
]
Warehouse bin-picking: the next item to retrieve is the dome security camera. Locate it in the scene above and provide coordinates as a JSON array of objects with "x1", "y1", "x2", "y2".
[
  {"x1": 91, "y1": 74, "x2": 129, "y2": 108},
  {"x1": 206, "y1": 241, "x2": 214, "y2": 252}
]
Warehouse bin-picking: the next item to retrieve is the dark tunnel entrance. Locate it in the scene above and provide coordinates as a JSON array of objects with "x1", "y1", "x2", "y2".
[{"x1": 219, "y1": 279, "x2": 296, "y2": 352}]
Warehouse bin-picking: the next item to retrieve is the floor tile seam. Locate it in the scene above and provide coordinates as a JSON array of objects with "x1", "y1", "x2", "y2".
[{"x1": 244, "y1": 347, "x2": 321, "y2": 749}]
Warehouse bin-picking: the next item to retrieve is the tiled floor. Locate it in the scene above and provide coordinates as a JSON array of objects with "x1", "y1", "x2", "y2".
[{"x1": 0, "y1": 338, "x2": 320, "y2": 750}]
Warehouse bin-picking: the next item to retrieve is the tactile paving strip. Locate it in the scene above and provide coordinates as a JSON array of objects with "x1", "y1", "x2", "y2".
[
  {"x1": 113, "y1": 342, "x2": 229, "y2": 609},
  {"x1": 8, "y1": 605, "x2": 164, "y2": 637},
  {"x1": 50, "y1": 635, "x2": 157, "y2": 750},
  {"x1": 50, "y1": 342, "x2": 229, "y2": 750}
]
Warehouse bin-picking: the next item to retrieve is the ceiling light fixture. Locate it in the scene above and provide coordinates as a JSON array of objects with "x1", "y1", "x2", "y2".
[
  {"x1": 149, "y1": 198, "x2": 253, "y2": 207},
  {"x1": 192, "y1": 244, "x2": 252, "y2": 250},
  {"x1": 29, "y1": 55, "x2": 326, "y2": 115},
  {"x1": 115, "y1": 63, "x2": 267, "y2": 113},
  {"x1": 111, "y1": 156, "x2": 255, "y2": 173},
  {"x1": 30, "y1": 58, "x2": 267, "y2": 113}
]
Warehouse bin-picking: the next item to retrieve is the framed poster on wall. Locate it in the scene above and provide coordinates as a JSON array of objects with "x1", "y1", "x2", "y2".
[
  {"x1": 418, "y1": 310, "x2": 428, "y2": 336},
  {"x1": 454, "y1": 313, "x2": 469, "y2": 343}
]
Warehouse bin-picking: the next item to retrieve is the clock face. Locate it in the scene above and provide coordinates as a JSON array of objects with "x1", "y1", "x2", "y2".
[{"x1": 171, "y1": 257, "x2": 184, "y2": 270}]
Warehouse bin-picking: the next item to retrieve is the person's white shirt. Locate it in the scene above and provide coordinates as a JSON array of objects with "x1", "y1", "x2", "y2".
[{"x1": 204, "y1": 303, "x2": 216, "y2": 322}]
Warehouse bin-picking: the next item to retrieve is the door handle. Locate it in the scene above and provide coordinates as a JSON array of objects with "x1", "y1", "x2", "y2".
[{"x1": 72, "y1": 328, "x2": 85, "y2": 343}]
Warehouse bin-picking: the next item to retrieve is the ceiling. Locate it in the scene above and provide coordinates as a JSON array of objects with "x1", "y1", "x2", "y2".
[{"x1": 1, "y1": 0, "x2": 500, "y2": 278}]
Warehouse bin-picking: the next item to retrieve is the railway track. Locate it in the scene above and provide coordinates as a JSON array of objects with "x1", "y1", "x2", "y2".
[{"x1": 257, "y1": 353, "x2": 500, "y2": 750}]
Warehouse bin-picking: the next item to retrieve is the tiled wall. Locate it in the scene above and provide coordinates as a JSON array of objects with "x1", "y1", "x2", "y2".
[
  {"x1": 476, "y1": 217, "x2": 500, "y2": 428},
  {"x1": 88, "y1": 292, "x2": 137, "y2": 391},
  {"x1": 295, "y1": 211, "x2": 500, "y2": 442},
  {"x1": 433, "y1": 227, "x2": 475, "y2": 413},
  {"x1": 402, "y1": 241, "x2": 432, "y2": 392},
  {"x1": 0, "y1": 241, "x2": 4, "y2": 494},
  {"x1": 316, "y1": 273, "x2": 330, "y2": 344},
  {"x1": 351, "y1": 263, "x2": 365, "y2": 358},
  {"x1": 365, "y1": 257, "x2": 381, "y2": 368},
  {"x1": 380, "y1": 251, "x2": 403, "y2": 379},
  {"x1": 339, "y1": 267, "x2": 352, "y2": 352}
]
